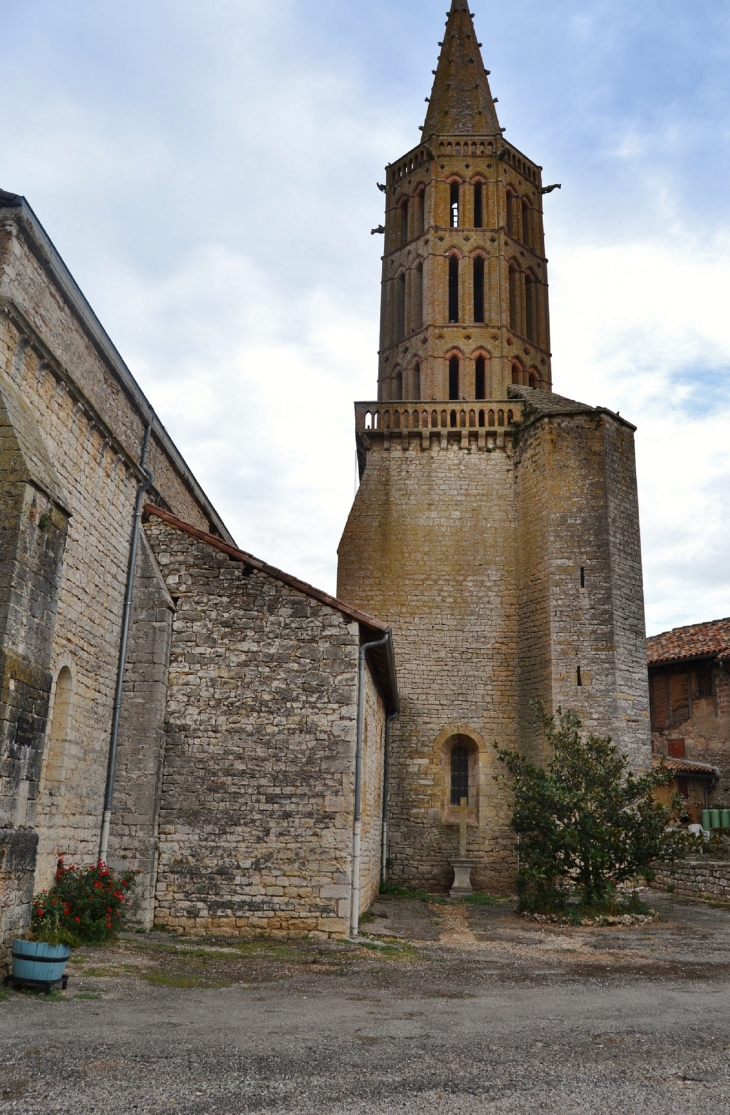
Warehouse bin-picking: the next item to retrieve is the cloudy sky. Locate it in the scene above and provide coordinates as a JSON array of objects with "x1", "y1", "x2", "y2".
[{"x1": 1, "y1": 0, "x2": 728, "y2": 635}]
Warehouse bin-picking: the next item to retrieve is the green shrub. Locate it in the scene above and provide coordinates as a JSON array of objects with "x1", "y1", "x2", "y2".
[
  {"x1": 31, "y1": 859, "x2": 140, "y2": 945},
  {"x1": 496, "y1": 706, "x2": 692, "y2": 913}
]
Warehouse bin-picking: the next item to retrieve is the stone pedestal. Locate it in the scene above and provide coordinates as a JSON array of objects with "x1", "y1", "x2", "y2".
[{"x1": 449, "y1": 859, "x2": 476, "y2": 898}]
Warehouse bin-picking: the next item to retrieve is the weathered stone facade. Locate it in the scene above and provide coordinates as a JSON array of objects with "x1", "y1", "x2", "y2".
[
  {"x1": 652, "y1": 859, "x2": 730, "y2": 903},
  {"x1": 337, "y1": 0, "x2": 652, "y2": 893},
  {"x1": 0, "y1": 190, "x2": 234, "y2": 935},
  {"x1": 647, "y1": 618, "x2": 730, "y2": 823},
  {"x1": 144, "y1": 511, "x2": 393, "y2": 937}
]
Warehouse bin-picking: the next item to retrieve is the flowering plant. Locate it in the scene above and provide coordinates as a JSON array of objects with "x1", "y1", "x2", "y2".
[{"x1": 31, "y1": 859, "x2": 140, "y2": 945}]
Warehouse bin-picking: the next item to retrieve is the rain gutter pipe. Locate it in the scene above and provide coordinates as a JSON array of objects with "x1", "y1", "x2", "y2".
[
  {"x1": 350, "y1": 629, "x2": 393, "y2": 939},
  {"x1": 381, "y1": 709, "x2": 399, "y2": 885},
  {"x1": 99, "y1": 423, "x2": 154, "y2": 862}
]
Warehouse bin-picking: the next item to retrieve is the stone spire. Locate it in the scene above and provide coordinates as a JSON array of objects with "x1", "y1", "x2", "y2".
[{"x1": 423, "y1": 0, "x2": 501, "y2": 137}]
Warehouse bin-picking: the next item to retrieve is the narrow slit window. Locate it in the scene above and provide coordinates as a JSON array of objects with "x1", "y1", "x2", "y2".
[
  {"x1": 475, "y1": 355, "x2": 486, "y2": 400},
  {"x1": 506, "y1": 192, "x2": 515, "y2": 237},
  {"x1": 525, "y1": 276, "x2": 536, "y2": 342},
  {"x1": 414, "y1": 190, "x2": 425, "y2": 237},
  {"x1": 449, "y1": 356, "x2": 459, "y2": 401},
  {"x1": 450, "y1": 182, "x2": 460, "y2": 228},
  {"x1": 448, "y1": 256, "x2": 460, "y2": 322},
  {"x1": 399, "y1": 200, "x2": 409, "y2": 247},
  {"x1": 577, "y1": 666, "x2": 583, "y2": 687},
  {"x1": 395, "y1": 273, "x2": 406, "y2": 340},
  {"x1": 474, "y1": 183, "x2": 484, "y2": 228},
  {"x1": 580, "y1": 567, "x2": 585, "y2": 588},
  {"x1": 450, "y1": 745, "x2": 469, "y2": 806},
  {"x1": 473, "y1": 256, "x2": 485, "y2": 323},
  {"x1": 522, "y1": 201, "x2": 531, "y2": 248},
  {"x1": 509, "y1": 269, "x2": 518, "y2": 332},
  {"x1": 412, "y1": 362, "x2": 421, "y2": 401}
]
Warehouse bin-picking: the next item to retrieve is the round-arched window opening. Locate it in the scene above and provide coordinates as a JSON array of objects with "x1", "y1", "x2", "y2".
[{"x1": 451, "y1": 745, "x2": 470, "y2": 806}]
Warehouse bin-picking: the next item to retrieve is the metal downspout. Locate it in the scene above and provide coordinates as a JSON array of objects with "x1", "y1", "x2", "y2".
[
  {"x1": 381, "y1": 710, "x2": 399, "y2": 885},
  {"x1": 99, "y1": 424, "x2": 154, "y2": 862},
  {"x1": 350, "y1": 630, "x2": 391, "y2": 939}
]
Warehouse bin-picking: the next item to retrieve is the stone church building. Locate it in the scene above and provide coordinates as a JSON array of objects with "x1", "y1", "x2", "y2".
[{"x1": 0, "y1": 0, "x2": 651, "y2": 942}]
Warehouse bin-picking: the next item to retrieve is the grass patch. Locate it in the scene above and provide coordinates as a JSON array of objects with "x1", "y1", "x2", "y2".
[
  {"x1": 73, "y1": 991, "x2": 103, "y2": 1001},
  {"x1": 143, "y1": 972, "x2": 232, "y2": 990},
  {"x1": 460, "y1": 892, "x2": 503, "y2": 906}
]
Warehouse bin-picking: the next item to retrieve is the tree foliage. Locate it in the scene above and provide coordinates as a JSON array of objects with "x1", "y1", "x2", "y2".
[{"x1": 496, "y1": 706, "x2": 690, "y2": 911}]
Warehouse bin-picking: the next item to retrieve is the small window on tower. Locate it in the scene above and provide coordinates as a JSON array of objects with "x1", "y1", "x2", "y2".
[
  {"x1": 448, "y1": 256, "x2": 460, "y2": 322},
  {"x1": 475, "y1": 355, "x2": 486, "y2": 400},
  {"x1": 473, "y1": 256, "x2": 485, "y2": 323},
  {"x1": 506, "y1": 192, "x2": 515, "y2": 237},
  {"x1": 414, "y1": 190, "x2": 425, "y2": 237},
  {"x1": 412, "y1": 362, "x2": 421, "y2": 401},
  {"x1": 449, "y1": 356, "x2": 460, "y2": 400},
  {"x1": 399, "y1": 200, "x2": 409, "y2": 247},
  {"x1": 450, "y1": 182, "x2": 460, "y2": 228},
  {"x1": 509, "y1": 268, "x2": 519, "y2": 332},
  {"x1": 474, "y1": 183, "x2": 484, "y2": 228}
]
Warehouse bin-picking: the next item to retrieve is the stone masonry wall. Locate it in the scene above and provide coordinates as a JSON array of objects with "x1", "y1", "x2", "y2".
[
  {"x1": 515, "y1": 410, "x2": 651, "y2": 770},
  {"x1": 0, "y1": 374, "x2": 68, "y2": 934},
  {"x1": 107, "y1": 531, "x2": 174, "y2": 927},
  {"x1": 338, "y1": 434, "x2": 518, "y2": 895},
  {"x1": 652, "y1": 666, "x2": 730, "y2": 806},
  {"x1": 652, "y1": 859, "x2": 730, "y2": 903},
  {"x1": 145, "y1": 517, "x2": 387, "y2": 938},
  {"x1": 0, "y1": 208, "x2": 232, "y2": 916}
]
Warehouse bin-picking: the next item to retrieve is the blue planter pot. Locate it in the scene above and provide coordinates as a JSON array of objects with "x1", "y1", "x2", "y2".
[{"x1": 10, "y1": 939, "x2": 71, "y2": 988}]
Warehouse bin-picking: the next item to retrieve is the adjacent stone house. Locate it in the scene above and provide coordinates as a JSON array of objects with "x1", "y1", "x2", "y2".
[{"x1": 648, "y1": 618, "x2": 730, "y2": 823}]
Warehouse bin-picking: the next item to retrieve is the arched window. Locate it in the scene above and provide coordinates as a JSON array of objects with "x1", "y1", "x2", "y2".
[
  {"x1": 511, "y1": 363, "x2": 523, "y2": 386},
  {"x1": 473, "y1": 256, "x2": 485, "y2": 323},
  {"x1": 399, "y1": 200, "x2": 409, "y2": 247},
  {"x1": 413, "y1": 263, "x2": 424, "y2": 331},
  {"x1": 395, "y1": 273, "x2": 406, "y2": 340},
  {"x1": 393, "y1": 370, "x2": 403, "y2": 401},
  {"x1": 474, "y1": 182, "x2": 484, "y2": 229},
  {"x1": 525, "y1": 275, "x2": 539, "y2": 343},
  {"x1": 506, "y1": 191, "x2": 515, "y2": 237},
  {"x1": 448, "y1": 256, "x2": 459, "y2": 322},
  {"x1": 414, "y1": 189, "x2": 425, "y2": 237},
  {"x1": 528, "y1": 370, "x2": 538, "y2": 389},
  {"x1": 412, "y1": 362, "x2": 421, "y2": 401},
  {"x1": 448, "y1": 356, "x2": 460, "y2": 400},
  {"x1": 475, "y1": 355, "x2": 486, "y2": 400},
  {"x1": 522, "y1": 200, "x2": 532, "y2": 248},
  {"x1": 451, "y1": 745, "x2": 470, "y2": 806},
  {"x1": 450, "y1": 181, "x2": 460, "y2": 228},
  {"x1": 39, "y1": 666, "x2": 73, "y2": 804},
  {"x1": 508, "y1": 267, "x2": 519, "y2": 332}
]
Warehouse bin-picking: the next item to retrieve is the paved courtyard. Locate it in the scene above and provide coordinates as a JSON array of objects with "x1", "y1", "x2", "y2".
[{"x1": 1, "y1": 892, "x2": 729, "y2": 1114}]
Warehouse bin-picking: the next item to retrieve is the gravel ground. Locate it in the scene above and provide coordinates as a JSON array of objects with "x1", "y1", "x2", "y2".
[{"x1": 1, "y1": 892, "x2": 729, "y2": 1114}]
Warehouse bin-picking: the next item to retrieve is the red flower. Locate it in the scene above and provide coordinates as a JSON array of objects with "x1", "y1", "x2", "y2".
[
  {"x1": 74, "y1": 917, "x2": 80, "y2": 923},
  {"x1": 36, "y1": 907, "x2": 43, "y2": 917}
]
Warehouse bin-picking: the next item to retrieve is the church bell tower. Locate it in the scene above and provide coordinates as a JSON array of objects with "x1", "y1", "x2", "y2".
[
  {"x1": 338, "y1": 0, "x2": 652, "y2": 894},
  {"x1": 378, "y1": 0, "x2": 552, "y2": 406}
]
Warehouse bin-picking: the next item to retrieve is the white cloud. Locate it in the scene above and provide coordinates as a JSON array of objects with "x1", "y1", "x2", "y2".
[{"x1": 551, "y1": 234, "x2": 730, "y2": 633}]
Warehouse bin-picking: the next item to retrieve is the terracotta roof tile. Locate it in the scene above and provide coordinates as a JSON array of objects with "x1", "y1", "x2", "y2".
[
  {"x1": 647, "y1": 617, "x2": 730, "y2": 666},
  {"x1": 652, "y1": 755, "x2": 719, "y2": 778}
]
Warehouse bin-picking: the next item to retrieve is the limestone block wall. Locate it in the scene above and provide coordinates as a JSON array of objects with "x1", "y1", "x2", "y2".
[
  {"x1": 515, "y1": 405, "x2": 651, "y2": 770},
  {"x1": 338, "y1": 434, "x2": 518, "y2": 894},
  {"x1": 0, "y1": 201, "x2": 233, "y2": 913},
  {"x1": 0, "y1": 374, "x2": 68, "y2": 931},
  {"x1": 652, "y1": 858, "x2": 730, "y2": 902},
  {"x1": 106, "y1": 531, "x2": 174, "y2": 927},
  {"x1": 145, "y1": 517, "x2": 387, "y2": 938}
]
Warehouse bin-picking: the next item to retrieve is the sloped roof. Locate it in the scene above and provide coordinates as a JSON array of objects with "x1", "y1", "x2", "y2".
[
  {"x1": 423, "y1": 0, "x2": 500, "y2": 137},
  {"x1": 653, "y1": 755, "x2": 719, "y2": 779},
  {"x1": 144, "y1": 505, "x2": 399, "y2": 714},
  {"x1": 647, "y1": 617, "x2": 730, "y2": 666}
]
